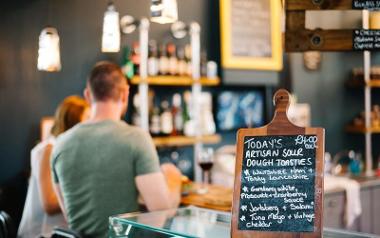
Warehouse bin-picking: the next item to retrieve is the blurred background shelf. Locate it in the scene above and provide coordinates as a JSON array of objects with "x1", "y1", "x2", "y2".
[
  {"x1": 346, "y1": 125, "x2": 380, "y2": 134},
  {"x1": 346, "y1": 79, "x2": 380, "y2": 88},
  {"x1": 130, "y1": 76, "x2": 220, "y2": 86},
  {"x1": 153, "y1": 134, "x2": 222, "y2": 147}
]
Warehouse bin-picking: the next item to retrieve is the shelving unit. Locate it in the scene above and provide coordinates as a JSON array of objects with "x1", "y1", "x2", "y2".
[
  {"x1": 153, "y1": 134, "x2": 222, "y2": 147},
  {"x1": 131, "y1": 76, "x2": 220, "y2": 86},
  {"x1": 133, "y1": 22, "x2": 220, "y2": 181},
  {"x1": 345, "y1": 10, "x2": 374, "y2": 176}
]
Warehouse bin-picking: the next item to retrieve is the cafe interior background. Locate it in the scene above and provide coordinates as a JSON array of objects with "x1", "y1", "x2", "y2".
[{"x1": 2, "y1": 0, "x2": 380, "y2": 236}]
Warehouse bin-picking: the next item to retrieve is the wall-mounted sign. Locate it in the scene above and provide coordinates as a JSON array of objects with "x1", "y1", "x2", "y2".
[
  {"x1": 352, "y1": 0, "x2": 380, "y2": 10},
  {"x1": 231, "y1": 89, "x2": 325, "y2": 238},
  {"x1": 220, "y1": 0, "x2": 283, "y2": 71},
  {"x1": 353, "y1": 29, "x2": 380, "y2": 50}
]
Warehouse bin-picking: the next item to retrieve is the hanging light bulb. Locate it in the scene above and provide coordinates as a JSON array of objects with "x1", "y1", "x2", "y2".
[
  {"x1": 102, "y1": 2, "x2": 120, "y2": 53},
  {"x1": 37, "y1": 27, "x2": 61, "y2": 72},
  {"x1": 150, "y1": 0, "x2": 178, "y2": 24}
]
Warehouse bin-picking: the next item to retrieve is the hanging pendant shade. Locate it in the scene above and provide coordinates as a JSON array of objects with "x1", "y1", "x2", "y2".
[
  {"x1": 150, "y1": 0, "x2": 178, "y2": 24},
  {"x1": 102, "y1": 3, "x2": 120, "y2": 53},
  {"x1": 37, "y1": 27, "x2": 61, "y2": 72}
]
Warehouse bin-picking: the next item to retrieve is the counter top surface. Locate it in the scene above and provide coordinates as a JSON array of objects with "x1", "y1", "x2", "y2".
[{"x1": 109, "y1": 206, "x2": 380, "y2": 238}]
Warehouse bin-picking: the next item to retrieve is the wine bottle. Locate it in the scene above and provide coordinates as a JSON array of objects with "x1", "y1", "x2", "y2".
[
  {"x1": 167, "y1": 43, "x2": 178, "y2": 76},
  {"x1": 171, "y1": 93, "x2": 183, "y2": 136},
  {"x1": 159, "y1": 44, "x2": 169, "y2": 75},
  {"x1": 160, "y1": 100, "x2": 173, "y2": 135},
  {"x1": 148, "y1": 40, "x2": 159, "y2": 76},
  {"x1": 131, "y1": 42, "x2": 140, "y2": 75},
  {"x1": 177, "y1": 47, "x2": 187, "y2": 76},
  {"x1": 121, "y1": 46, "x2": 134, "y2": 79}
]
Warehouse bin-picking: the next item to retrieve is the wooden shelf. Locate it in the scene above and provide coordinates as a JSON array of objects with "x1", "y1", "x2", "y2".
[
  {"x1": 130, "y1": 76, "x2": 220, "y2": 87},
  {"x1": 153, "y1": 134, "x2": 222, "y2": 147},
  {"x1": 346, "y1": 125, "x2": 380, "y2": 134},
  {"x1": 346, "y1": 79, "x2": 380, "y2": 88}
]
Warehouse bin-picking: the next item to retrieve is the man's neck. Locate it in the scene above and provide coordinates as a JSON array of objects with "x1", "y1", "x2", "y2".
[{"x1": 88, "y1": 101, "x2": 122, "y2": 123}]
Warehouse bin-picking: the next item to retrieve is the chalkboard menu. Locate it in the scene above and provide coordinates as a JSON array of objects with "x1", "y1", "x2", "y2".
[
  {"x1": 238, "y1": 135, "x2": 316, "y2": 232},
  {"x1": 230, "y1": 0, "x2": 271, "y2": 58},
  {"x1": 353, "y1": 30, "x2": 380, "y2": 50},
  {"x1": 231, "y1": 89, "x2": 324, "y2": 238},
  {"x1": 352, "y1": 0, "x2": 380, "y2": 10}
]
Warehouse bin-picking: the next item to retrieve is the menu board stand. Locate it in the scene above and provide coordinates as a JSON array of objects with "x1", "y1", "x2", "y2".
[{"x1": 231, "y1": 89, "x2": 325, "y2": 238}]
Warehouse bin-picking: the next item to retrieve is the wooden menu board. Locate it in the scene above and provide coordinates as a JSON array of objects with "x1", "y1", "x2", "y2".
[
  {"x1": 231, "y1": 89, "x2": 325, "y2": 238},
  {"x1": 220, "y1": 0, "x2": 282, "y2": 71}
]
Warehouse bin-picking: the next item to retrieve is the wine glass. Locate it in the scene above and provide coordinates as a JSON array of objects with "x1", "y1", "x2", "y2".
[{"x1": 197, "y1": 147, "x2": 214, "y2": 194}]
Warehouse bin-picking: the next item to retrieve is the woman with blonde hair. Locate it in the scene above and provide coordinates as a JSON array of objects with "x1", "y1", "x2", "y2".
[{"x1": 18, "y1": 96, "x2": 89, "y2": 238}]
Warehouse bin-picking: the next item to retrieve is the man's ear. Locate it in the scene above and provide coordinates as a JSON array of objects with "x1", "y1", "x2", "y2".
[
  {"x1": 122, "y1": 86, "x2": 130, "y2": 103},
  {"x1": 84, "y1": 87, "x2": 91, "y2": 104}
]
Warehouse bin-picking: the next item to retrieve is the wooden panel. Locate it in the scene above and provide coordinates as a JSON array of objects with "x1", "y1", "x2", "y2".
[
  {"x1": 323, "y1": 192, "x2": 345, "y2": 229},
  {"x1": 286, "y1": 29, "x2": 353, "y2": 52},
  {"x1": 286, "y1": 0, "x2": 354, "y2": 10}
]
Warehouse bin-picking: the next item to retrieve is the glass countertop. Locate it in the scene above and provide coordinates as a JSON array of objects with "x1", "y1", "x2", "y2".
[{"x1": 109, "y1": 206, "x2": 379, "y2": 238}]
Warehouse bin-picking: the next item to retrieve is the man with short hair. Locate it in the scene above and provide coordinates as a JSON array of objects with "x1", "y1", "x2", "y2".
[{"x1": 51, "y1": 61, "x2": 182, "y2": 237}]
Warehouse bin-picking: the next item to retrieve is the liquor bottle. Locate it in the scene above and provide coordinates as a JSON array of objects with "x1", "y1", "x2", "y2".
[
  {"x1": 167, "y1": 43, "x2": 178, "y2": 76},
  {"x1": 121, "y1": 46, "x2": 134, "y2": 79},
  {"x1": 182, "y1": 91, "x2": 192, "y2": 136},
  {"x1": 159, "y1": 44, "x2": 169, "y2": 75},
  {"x1": 132, "y1": 93, "x2": 141, "y2": 127},
  {"x1": 150, "y1": 106, "x2": 161, "y2": 136},
  {"x1": 200, "y1": 50, "x2": 208, "y2": 77},
  {"x1": 160, "y1": 100, "x2": 173, "y2": 135},
  {"x1": 177, "y1": 47, "x2": 187, "y2": 76},
  {"x1": 171, "y1": 93, "x2": 183, "y2": 136},
  {"x1": 131, "y1": 42, "x2": 140, "y2": 75},
  {"x1": 184, "y1": 44, "x2": 192, "y2": 76},
  {"x1": 148, "y1": 40, "x2": 159, "y2": 76}
]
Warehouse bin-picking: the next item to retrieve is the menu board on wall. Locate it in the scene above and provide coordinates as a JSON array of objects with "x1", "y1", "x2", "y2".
[
  {"x1": 231, "y1": 89, "x2": 325, "y2": 238},
  {"x1": 230, "y1": 0, "x2": 272, "y2": 58},
  {"x1": 220, "y1": 0, "x2": 282, "y2": 71}
]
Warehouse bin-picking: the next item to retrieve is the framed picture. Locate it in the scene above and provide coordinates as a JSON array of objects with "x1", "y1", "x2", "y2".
[
  {"x1": 220, "y1": 0, "x2": 283, "y2": 71},
  {"x1": 216, "y1": 91, "x2": 264, "y2": 131}
]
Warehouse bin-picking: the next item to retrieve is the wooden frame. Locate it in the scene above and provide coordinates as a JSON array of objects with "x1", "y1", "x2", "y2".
[
  {"x1": 220, "y1": 0, "x2": 283, "y2": 71},
  {"x1": 231, "y1": 89, "x2": 325, "y2": 238}
]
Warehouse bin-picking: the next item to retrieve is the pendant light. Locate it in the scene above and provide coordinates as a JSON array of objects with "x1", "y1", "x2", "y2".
[
  {"x1": 150, "y1": 0, "x2": 178, "y2": 24},
  {"x1": 37, "y1": 27, "x2": 61, "y2": 72},
  {"x1": 102, "y1": 2, "x2": 120, "y2": 53}
]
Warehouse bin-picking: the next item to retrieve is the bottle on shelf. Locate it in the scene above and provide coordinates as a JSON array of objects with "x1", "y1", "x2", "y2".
[
  {"x1": 131, "y1": 42, "x2": 140, "y2": 75},
  {"x1": 177, "y1": 47, "x2": 187, "y2": 76},
  {"x1": 121, "y1": 46, "x2": 134, "y2": 79},
  {"x1": 200, "y1": 50, "x2": 208, "y2": 77},
  {"x1": 160, "y1": 100, "x2": 173, "y2": 135},
  {"x1": 159, "y1": 43, "x2": 169, "y2": 76},
  {"x1": 150, "y1": 106, "x2": 161, "y2": 136},
  {"x1": 171, "y1": 93, "x2": 183, "y2": 136},
  {"x1": 184, "y1": 44, "x2": 192, "y2": 77},
  {"x1": 167, "y1": 43, "x2": 178, "y2": 76},
  {"x1": 132, "y1": 93, "x2": 141, "y2": 127},
  {"x1": 148, "y1": 40, "x2": 159, "y2": 76}
]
